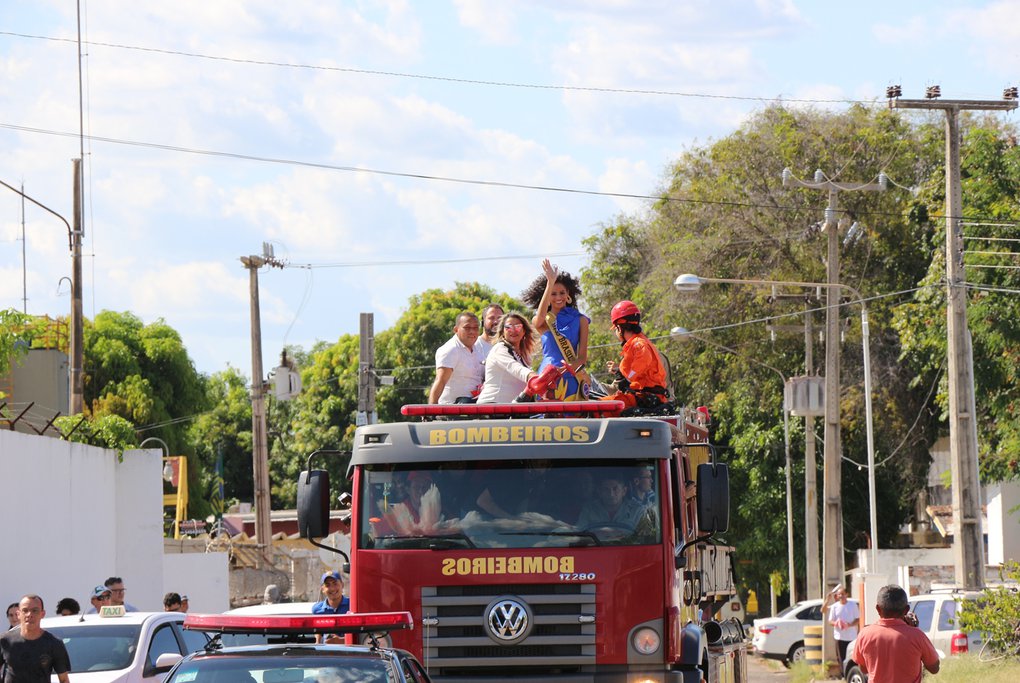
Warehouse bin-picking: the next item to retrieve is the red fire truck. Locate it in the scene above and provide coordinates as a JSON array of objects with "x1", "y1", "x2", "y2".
[{"x1": 298, "y1": 401, "x2": 747, "y2": 682}]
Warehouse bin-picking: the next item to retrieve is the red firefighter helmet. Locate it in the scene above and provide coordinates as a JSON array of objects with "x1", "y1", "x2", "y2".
[{"x1": 610, "y1": 300, "x2": 641, "y2": 324}]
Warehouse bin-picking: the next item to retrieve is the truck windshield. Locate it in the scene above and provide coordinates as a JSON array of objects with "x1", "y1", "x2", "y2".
[{"x1": 359, "y1": 459, "x2": 660, "y2": 549}]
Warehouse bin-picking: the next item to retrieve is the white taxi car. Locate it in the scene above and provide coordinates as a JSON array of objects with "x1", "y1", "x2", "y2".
[{"x1": 42, "y1": 609, "x2": 209, "y2": 683}]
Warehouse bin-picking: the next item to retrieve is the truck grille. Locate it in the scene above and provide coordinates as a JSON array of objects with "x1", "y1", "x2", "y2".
[{"x1": 421, "y1": 583, "x2": 596, "y2": 676}]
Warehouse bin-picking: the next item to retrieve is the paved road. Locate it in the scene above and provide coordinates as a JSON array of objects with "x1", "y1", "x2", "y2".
[{"x1": 746, "y1": 655, "x2": 790, "y2": 683}]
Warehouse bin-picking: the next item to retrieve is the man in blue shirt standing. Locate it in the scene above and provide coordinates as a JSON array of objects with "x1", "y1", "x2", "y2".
[{"x1": 312, "y1": 571, "x2": 349, "y2": 644}]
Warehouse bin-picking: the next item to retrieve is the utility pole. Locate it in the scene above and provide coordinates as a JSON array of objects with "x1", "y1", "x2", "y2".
[
  {"x1": 803, "y1": 305, "x2": 819, "y2": 599},
  {"x1": 241, "y1": 245, "x2": 284, "y2": 567},
  {"x1": 357, "y1": 313, "x2": 377, "y2": 426},
  {"x1": 782, "y1": 168, "x2": 885, "y2": 665},
  {"x1": 890, "y1": 86, "x2": 1017, "y2": 589},
  {"x1": 70, "y1": 159, "x2": 84, "y2": 415},
  {"x1": 20, "y1": 183, "x2": 26, "y2": 313}
]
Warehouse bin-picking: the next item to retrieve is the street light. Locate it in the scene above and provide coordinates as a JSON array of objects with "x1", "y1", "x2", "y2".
[
  {"x1": 0, "y1": 174, "x2": 84, "y2": 414},
  {"x1": 675, "y1": 274, "x2": 879, "y2": 574},
  {"x1": 671, "y1": 326, "x2": 796, "y2": 603}
]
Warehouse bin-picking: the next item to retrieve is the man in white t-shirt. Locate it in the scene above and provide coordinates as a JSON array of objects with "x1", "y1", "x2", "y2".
[
  {"x1": 429, "y1": 312, "x2": 486, "y2": 404},
  {"x1": 823, "y1": 584, "x2": 860, "y2": 673},
  {"x1": 476, "y1": 303, "x2": 504, "y2": 356}
]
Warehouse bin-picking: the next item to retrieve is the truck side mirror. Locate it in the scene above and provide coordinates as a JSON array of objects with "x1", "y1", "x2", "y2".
[
  {"x1": 696, "y1": 463, "x2": 730, "y2": 533},
  {"x1": 297, "y1": 469, "x2": 331, "y2": 538}
]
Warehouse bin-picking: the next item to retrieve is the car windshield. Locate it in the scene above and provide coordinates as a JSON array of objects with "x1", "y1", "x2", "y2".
[
  {"x1": 359, "y1": 459, "x2": 661, "y2": 549},
  {"x1": 168, "y1": 655, "x2": 395, "y2": 683},
  {"x1": 47, "y1": 623, "x2": 142, "y2": 672}
]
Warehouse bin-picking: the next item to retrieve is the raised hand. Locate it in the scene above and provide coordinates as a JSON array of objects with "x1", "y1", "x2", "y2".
[{"x1": 542, "y1": 258, "x2": 557, "y2": 283}]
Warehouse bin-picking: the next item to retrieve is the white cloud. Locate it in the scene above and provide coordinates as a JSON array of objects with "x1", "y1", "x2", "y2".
[
  {"x1": 599, "y1": 158, "x2": 654, "y2": 214},
  {"x1": 453, "y1": 0, "x2": 519, "y2": 44},
  {"x1": 946, "y1": 1, "x2": 1020, "y2": 72}
]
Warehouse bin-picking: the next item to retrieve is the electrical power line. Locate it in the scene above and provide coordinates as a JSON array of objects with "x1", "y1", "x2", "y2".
[
  {"x1": 288, "y1": 251, "x2": 584, "y2": 269},
  {"x1": 5, "y1": 121, "x2": 1019, "y2": 226},
  {"x1": 0, "y1": 30, "x2": 874, "y2": 105}
]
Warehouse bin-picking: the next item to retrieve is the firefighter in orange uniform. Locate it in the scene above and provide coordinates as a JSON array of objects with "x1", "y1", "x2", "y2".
[{"x1": 603, "y1": 301, "x2": 670, "y2": 411}]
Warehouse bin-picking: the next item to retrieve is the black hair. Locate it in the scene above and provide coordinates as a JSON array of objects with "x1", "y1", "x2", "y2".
[
  {"x1": 616, "y1": 321, "x2": 642, "y2": 335},
  {"x1": 521, "y1": 267, "x2": 582, "y2": 310},
  {"x1": 56, "y1": 597, "x2": 80, "y2": 615},
  {"x1": 163, "y1": 592, "x2": 182, "y2": 609},
  {"x1": 20, "y1": 595, "x2": 44, "y2": 610},
  {"x1": 104, "y1": 577, "x2": 123, "y2": 588},
  {"x1": 876, "y1": 585, "x2": 909, "y2": 615}
]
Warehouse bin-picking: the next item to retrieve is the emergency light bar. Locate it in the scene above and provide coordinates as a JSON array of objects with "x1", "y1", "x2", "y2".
[
  {"x1": 183, "y1": 612, "x2": 413, "y2": 635},
  {"x1": 401, "y1": 400, "x2": 624, "y2": 417}
]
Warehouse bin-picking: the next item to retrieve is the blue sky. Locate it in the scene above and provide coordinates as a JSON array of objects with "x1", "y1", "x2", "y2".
[{"x1": 2, "y1": 1, "x2": 1018, "y2": 377}]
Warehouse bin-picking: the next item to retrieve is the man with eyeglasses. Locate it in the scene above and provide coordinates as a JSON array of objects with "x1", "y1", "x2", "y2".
[
  {"x1": 0, "y1": 595, "x2": 71, "y2": 683},
  {"x1": 104, "y1": 577, "x2": 138, "y2": 612},
  {"x1": 629, "y1": 466, "x2": 657, "y2": 507}
]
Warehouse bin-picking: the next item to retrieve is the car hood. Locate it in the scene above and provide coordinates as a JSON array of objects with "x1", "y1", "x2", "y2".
[{"x1": 52, "y1": 670, "x2": 136, "y2": 683}]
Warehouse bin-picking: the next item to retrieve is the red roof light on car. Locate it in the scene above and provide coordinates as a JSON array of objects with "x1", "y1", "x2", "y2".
[{"x1": 183, "y1": 612, "x2": 413, "y2": 635}]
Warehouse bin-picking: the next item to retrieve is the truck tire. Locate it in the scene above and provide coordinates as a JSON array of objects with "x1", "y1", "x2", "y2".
[{"x1": 784, "y1": 641, "x2": 805, "y2": 668}]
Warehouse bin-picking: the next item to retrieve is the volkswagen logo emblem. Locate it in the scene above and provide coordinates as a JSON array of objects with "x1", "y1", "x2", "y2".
[{"x1": 484, "y1": 597, "x2": 533, "y2": 644}]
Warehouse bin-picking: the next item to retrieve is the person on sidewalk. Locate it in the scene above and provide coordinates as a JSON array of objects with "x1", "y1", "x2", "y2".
[
  {"x1": 822, "y1": 583, "x2": 860, "y2": 671},
  {"x1": 0, "y1": 595, "x2": 71, "y2": 683},
  {"x1": 854, "y1": 584, "x2": 939, "y2": 683}
]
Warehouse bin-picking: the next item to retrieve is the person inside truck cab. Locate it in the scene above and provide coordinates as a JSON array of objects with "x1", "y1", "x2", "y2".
[
  {"x1": 378, "y1": 471, "x2": 444, "y2": 535},
  {"x1": 576, "y1": 473, "x2": 649, "y2": 530}
]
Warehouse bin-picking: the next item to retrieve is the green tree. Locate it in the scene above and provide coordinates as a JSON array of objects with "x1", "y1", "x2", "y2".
[
  {"x1": 85, "y1": 311, "x2": 207, "y2": 455},
  {"x1": 957, "y1": 561, "x2": 1020, "y2": 657},
  {"x1": 582, "y1": 104, "x2": 951, "y2": 591},
  {"x1": 187, "y1": 366, "x2": 253, "y2": 519},
  {"x1": 893, "y1": 118, "x2": 1020, "y2": 482},
  {"x1": 54, "y1": 413, "x2": 137, "y2": 453},
  {"x1": 0, "y1": 308, "x2": 32, "y2": 388}
]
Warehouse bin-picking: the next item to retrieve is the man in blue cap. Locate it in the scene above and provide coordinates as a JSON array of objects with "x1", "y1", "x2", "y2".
[
  {"x1": 312, "y1": 571, "x2": 349, "y2": 615},
  {"x1": 312, "y1": 571, "x2": 349, "y2": 644}
]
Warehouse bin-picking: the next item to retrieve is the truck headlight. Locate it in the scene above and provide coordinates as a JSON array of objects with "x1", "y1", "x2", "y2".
[{"x1": 631, "y1": 627, "x2": 661, "y2": 655}]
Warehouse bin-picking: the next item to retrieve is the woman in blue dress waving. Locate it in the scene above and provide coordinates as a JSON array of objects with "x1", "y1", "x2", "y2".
[{"x1": 521, "y1": 259, "x2": 590, "y2": 400}]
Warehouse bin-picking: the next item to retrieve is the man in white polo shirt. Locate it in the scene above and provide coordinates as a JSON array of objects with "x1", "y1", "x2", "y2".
[{"x1": 429, "y1": 312, "x2": 486, "y2": 404}]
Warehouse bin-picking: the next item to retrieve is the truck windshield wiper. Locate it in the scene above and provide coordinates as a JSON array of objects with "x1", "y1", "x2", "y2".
[
  {"x1": 376, "y1": 533, "x2": 476, "y2": 549},
  {"x1": 498, "y1": 530, "x2": 601, "y2": 546}
]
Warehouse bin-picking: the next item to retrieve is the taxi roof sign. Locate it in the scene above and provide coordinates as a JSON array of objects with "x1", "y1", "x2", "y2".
[
  {"x1": 183, "y1": 612, "x2": 413, "y2": 635},
  {"x1": 99, "y1": 605, "x2": 126, "y2": 618}
]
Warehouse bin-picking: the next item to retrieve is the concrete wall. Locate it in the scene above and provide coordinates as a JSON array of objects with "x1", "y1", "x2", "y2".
[
  {"x1": 163, "y1": 551, "x2": 230, "y2": 614},
  {"x1": 987, "y1": 480, "x2": 1020, "y2": 565},
  {"x1": 1, "y1": 431, "x2": 167, "y2": 612}
]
